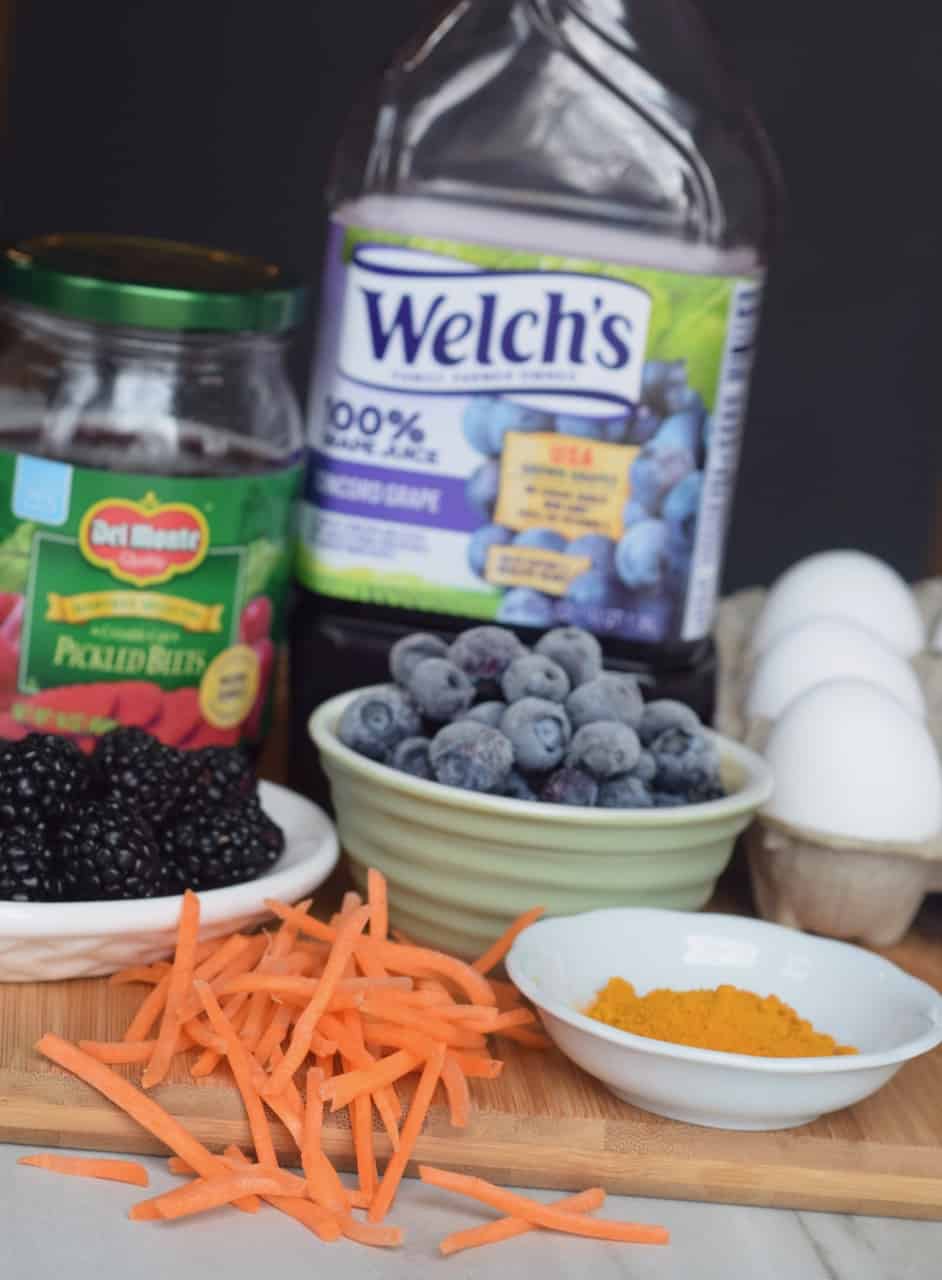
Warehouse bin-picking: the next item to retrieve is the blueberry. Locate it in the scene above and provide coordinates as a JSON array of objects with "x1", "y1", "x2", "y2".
[
  {"x1": 458, "y1": 700, "x2": 508, "y2": 728},
  {"x1": 390, "y1": 736, "x2": 433, "y2": 780},
  {"x1": 429, "y1": 722, "x2": 515, "y2": 794},
  {"x1": 663, "y1": 471, "x2": 703, "y2": 546},
  {"x1": 615, "y1": 520, "x2": 669, "y2": 591},
  {"x1": 665, "y1": 386, "x2": 705, "y2": 420},
  {"x1": 448, "y1": 625, "x2": 527, "y2": 694},
  {"x1": 652, "y1": 791, "x2": 687, "y2": 808},
  {"x1": 513, "y1": 527, "x2": 567, "y2": 553},
  {"x1": 501, "y1": 654, "x2": 571, "y2": 704},
  {"x1": 500, "y1": 698, "x2": 572, "y2": 772},
  {"x1": 635, "y1": 749, "x2": 657, "y2": 783},
  {"x1": 389, "y1": 632, "x2": 450, "y2": 686},
  {"x1": 654, "y1": 411, "x2": 703, "y2": 459},
  {"x1": 468, "y1": 523, "x2": 513, "y2": 577},
  {"x1": 541, "y1": 767, "x2": 598, "y2": 807},
  {"x1": 565, "y1": 569, "x2": 614, "y2": 608},
  {"x1": 622, "y1": 497, "x2": 653, "y2": 527},
  {"x1": 641, "y1": 432, "x2": 696, "y2": 503},
  {"x1": 566, "y1": 673, "x2": 643, "y2": 730},
  {"x1": 496, "y1": 588, "x2": 556, "y2": 629},
  {"x1": 466, "y1": 460, "x2": 501, "y2": 519},
  {"x1": 463, "y1": 396, "x2": 500, "y2": 456},
  {"x1": 338, "y1": 685, "x2": 422, "y2": 761},
  {"x1": 565, "y1": 721, "x2": 642, "y2": 779},
  {"x1": 487, "y1": 401, "x2": 552, "y2": 453},
  {"x1": 503, "y1": 768, "x2": 541, "y2": 802},
  {"x1": 639, "y1": 699, "x2": 701, "y2": 746},
  {"x1": 597, "y1": 775, "x2": 654, "y2": 808},
  {"x1": 406, "y1": 657, "x2": 475, "y2": 722},
  {"x1": 534, "y1": 627, "x2": 603, "y2": 687},
  {"x1": 627, "y1": 455, "x2": 663, "y2": 515},
  {"x1": 641, "y1": 360, "x2": 687, "y2": 416},
  {"x1": 566, "y1": 534, "x2": 616, "y2": 575},
  {"x1": 625, "y1": 404, "x2": 661, "y2": 446},
  {"x1": 649, "y1": 727, "x2": 720, "y2": 795},
  {"x1": 555, "y1": 414, "x2": 607, "y2": 441}
]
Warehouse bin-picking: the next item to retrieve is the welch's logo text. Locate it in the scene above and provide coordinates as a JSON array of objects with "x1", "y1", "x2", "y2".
[{"x1": 337, "y1": 245, "x2": 651, "y2": 407}]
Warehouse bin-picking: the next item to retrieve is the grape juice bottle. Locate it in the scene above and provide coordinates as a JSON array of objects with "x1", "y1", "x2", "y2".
[{"x1": 290, "y1": 0, "x2": 779, "y2": 797}]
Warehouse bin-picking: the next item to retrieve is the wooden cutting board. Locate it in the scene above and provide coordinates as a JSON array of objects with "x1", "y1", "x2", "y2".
[{"x1": 2, "y1": 864, "x2": 942, "y2": 1222}]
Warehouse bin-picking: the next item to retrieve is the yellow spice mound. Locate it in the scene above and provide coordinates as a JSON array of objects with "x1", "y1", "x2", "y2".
[{"x1": 585, "y1": 977, "x2": 857, "y2": 1058}]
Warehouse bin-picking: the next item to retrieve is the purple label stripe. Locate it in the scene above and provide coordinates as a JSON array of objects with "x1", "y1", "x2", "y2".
[{"x1": 308, "y1": 451, "x2": 480, "y2": 533}]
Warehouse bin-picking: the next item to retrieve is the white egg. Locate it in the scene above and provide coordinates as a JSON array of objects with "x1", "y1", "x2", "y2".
[
  {"x1": 746, "y1": 619, "x2": 926, "y2": 721},
  {"x1": 753, "y1": 550, "x2": 924, "y2": 657},
  {"x1": 764, "y1": 678, "x2": 942, "y2": 843}
]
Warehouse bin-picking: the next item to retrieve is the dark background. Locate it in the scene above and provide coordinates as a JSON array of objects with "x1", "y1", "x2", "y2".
[{"x1": 1, "y1": 0, "x2": 938, "y2": 590}]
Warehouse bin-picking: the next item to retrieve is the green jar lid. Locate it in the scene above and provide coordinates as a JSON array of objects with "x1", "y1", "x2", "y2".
[{"x1": 0, "y1": 233, "x2": 307, "y2": 333}]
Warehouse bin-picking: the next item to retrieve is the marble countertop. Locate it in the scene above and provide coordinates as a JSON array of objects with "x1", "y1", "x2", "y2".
[{"x1": 6, "y1": 1147, "x2": 941, "y2": 1280}]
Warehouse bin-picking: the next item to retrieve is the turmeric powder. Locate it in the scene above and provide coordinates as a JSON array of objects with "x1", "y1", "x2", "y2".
[{"x1": 585, "y1": 978, "x2": 856, "y2": 1058}]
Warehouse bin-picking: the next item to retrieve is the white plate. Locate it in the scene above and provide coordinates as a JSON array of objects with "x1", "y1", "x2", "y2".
[
  {"x1": 0, "y1": 781, "x2": 339, "y2": 982},
  {"x1": 506, "y1": 907, "x2": 942, "y2": 1130}
]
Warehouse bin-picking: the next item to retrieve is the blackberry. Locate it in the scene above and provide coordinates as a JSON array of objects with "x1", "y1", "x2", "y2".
[
  {"x1": 162, "y1": 802, "x2": 285, "y2": 893},
  {"x1": 182, "y1": 746, "x2": 257, "y2": 812},
  {"x1": 59, "y1": 800, "x2": 164, "y2": 901},
  {"x1": 93, "y1": 727, "x2": 193, "y2": 824},
  {"x1": 0, "y1": 733, "x2": 91, "y2": 826},
  {"x1": 0, "y1": 826, "x2": 61, "y2": 901}
]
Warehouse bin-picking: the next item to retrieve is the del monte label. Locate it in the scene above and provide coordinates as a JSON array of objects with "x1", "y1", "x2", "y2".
[{"x1": 79, "y1": 492, "x2": 209, "y2": 587}]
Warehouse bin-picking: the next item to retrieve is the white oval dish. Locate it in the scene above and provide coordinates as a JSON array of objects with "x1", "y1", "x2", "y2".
[
  {"x1": 0, "y1": 781, "x2": 339, "y2": 982},
  {"x1": 506, "y1": 907, "x2": 942, "y2": 1131}
]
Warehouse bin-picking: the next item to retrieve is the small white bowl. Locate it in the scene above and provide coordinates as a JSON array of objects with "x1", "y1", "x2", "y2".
[
  {"x1": 0, "y1": 781, "x2": 339, "y2": 982},
  {"x1": 506, "y1": 908, "x2": 942, "y2": 1131}
]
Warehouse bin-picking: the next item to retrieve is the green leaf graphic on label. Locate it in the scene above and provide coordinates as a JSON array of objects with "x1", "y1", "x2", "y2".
[
  {"x1": 243, "y1": 537, "x2": 288, "y2": 603},
  {"x1": 0, "y1": 521, "x2": 35, "y2": 593}
]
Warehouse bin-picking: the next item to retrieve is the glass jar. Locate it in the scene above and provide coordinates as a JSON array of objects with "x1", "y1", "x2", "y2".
[{"x1": 0, "y1": 233, "x2": 307, "y2": 753}]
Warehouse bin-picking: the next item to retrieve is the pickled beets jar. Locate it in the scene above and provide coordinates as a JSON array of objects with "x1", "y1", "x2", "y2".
[{"x1": 0, "y1": 233, "x2": 306, "y2": 753}]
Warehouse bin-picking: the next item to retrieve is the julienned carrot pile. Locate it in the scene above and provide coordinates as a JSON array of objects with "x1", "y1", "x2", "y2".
[{"x1": 29, "y1": 873, "x2": 668, "y2": 1254}]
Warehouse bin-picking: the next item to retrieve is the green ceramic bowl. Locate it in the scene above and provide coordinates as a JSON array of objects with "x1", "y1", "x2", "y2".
[{"x1": 309, "y1": 689, "x2": 774, "y2": 959}]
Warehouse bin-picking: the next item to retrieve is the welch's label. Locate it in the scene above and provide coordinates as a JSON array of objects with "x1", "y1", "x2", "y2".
[{"x1": 297, "y1": 220, "x2": 762, "y2": 646}]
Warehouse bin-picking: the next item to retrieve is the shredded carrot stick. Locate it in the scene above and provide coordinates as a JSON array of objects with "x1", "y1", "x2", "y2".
[
  {"x1": 265, "y1": 904, "x2": 371, "y2": 1098},
  {"x1": 265, "y1": 901, "x2": 495, "y2": 1007},
  {"x1": 447, "y1": 1051, "x2": 503, "y2": 1079},
  {"x1": 18, "y1": 1153, "x2": 150, "y2": 1187},
  {"x1": 224, "y1": 1145, "x2": 342, "y2": 1243},
  {"x1": 341, "y1": 1011, "x2": 378, "y2": 1204},
  {"x1": 131, "y1": 1171, "x2": 297, "y2": 1222},
  {"x1": 302, "y1": 1067, "x2": 348, "y2": 1213},
  {"x1": 360, "y1": 941, "x2": 496, "y2": 1008},
  {"x1": 218, "y1": 974, "x2": 411, "y2": 1000},
  {"x1": 418, "y1": 1168, "x2": 669, "y2": 1245},
  {"x1": 187, "y1": 992, "x2": 252, "y2": 1075},
  {"x1": 360, "y1": 1021, "x2": 443, "y2": 1060},
  {"x1": 321, "y1": 1050, "x2": 420, "y2": 1112},
  {"x1": 250, "y1": 1047, "x2": 304, "y2": 1149},
  {"x1": 175, "y1": 934, "x2": 269, "y2": 1024},
  {"x1": 360, "y1": 998, "x2": 487, "y2": 1048},
  {"x1": 35, "y1": 1034, "x2": 260, "y2": 1213},
  {"x1": 77, "y1": 1040, "x2": 156, "y2": 1065},
  {"x1": 142, "y1": 890, "x2": 200, "y2": 1089},
  {"x1": 123, "y1": 973, "x2": 171, "y2": 1043},
  {"x1": 254, "y1": 1003, "x2": 293, "y2": 1067},
  {"x1": 367, "y1": 868, "x2": 388, "y2": 942},
  {"x1": 369, "y1": 1042, "x2": 446, "y2": 1223},
  {"x1": 438, "y1": 1187, "x2": 605, "y2": 1256},
  {"x1": 466, "y1": 1007, "x2": 538, "y2": 1034},
  {"x1": 440, "y1": 1053, "x2": 471, "y2": 1128},
  {"x1": 471, "y1": 908, "x2": 545, "y2": 976},
  {"x1": 496, "y1": 1026, "x2": 553, "y2": 1050},
  {"x1": 341, "y1": 890, "x2": 363, "y2": 915},
  {"x1": 316, "y1": 1012, "x2": 401, "y2": 1147},
  {"x1": 341, "y1": 1216, "x2": 403, "y2": 1248},
  {"x1": 195, "y1": 981, "x2": 278, "y2": 1168},
  {"x1": 109, "y1": 963, "x2": 171, "y2": 986}
]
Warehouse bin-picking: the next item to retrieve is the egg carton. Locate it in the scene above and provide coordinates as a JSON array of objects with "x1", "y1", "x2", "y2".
[{"x1": 714, "y1": 581, "x2": 942, "y2": 946}]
